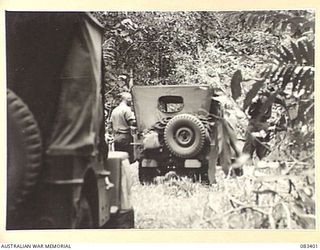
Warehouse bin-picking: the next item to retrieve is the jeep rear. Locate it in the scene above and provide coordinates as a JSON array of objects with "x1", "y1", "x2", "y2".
[{"x1": 132, "y1": 85, "x2": 224, "y2": 184}]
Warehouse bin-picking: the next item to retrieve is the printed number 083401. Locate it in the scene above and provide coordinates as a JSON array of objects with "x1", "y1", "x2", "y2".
[{"x1": 300, "y1": 244, "x2": 318, "y2": 248}]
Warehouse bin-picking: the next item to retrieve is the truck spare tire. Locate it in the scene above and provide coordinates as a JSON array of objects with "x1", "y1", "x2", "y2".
[
  {"x1": 7, "y1": 89, "x2": 42, "y2": 214},
  {"x1": 164, "y1": 114, "x2": 206, "y2": 158}
]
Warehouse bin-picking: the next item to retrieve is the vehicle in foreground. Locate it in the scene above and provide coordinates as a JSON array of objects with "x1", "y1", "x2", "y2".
[{"x1": 7, "y1": 12, "x2": 134, "y2": 229}]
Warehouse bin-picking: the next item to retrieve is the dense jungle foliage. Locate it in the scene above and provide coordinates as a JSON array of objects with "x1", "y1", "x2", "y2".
[{"x1": 93, "y1": 10, "x2": 315, "y2": 229}]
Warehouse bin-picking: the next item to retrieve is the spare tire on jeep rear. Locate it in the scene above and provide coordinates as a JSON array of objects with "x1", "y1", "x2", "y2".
[{"x1": 164, "y1": 114, "x2": 206, "y2": 158}]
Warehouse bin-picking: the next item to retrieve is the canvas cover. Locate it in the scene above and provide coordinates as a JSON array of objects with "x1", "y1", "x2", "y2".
[
  {"x1": 46, "y1": 15, "x2": 104, "y2": 156},
  {"x1": 6, "y1": 12, "x2": 81, "y2": 144},
  {"x1": 132, "y1": 85, "x2": 214, "y2": 131},
  {"x1": 7, "y1": 12, "x2": 105, "y2": 156}
]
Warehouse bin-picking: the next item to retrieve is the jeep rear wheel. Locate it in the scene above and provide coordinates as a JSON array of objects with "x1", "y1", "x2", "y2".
[
  {"x1": 164, "y1": 114, "x2": 206, "y2": 158},
  {"x1": 7, "y1": 89, "x2": 42, "y2": 218},
  {"x1": 138, "y1": 161, "x2": 159, "y2": 184}
]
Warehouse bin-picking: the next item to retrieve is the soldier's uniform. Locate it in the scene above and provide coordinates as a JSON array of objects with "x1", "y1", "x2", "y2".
[
  {"x1": 242, "y1": 95, "x2": 272, "y2": 159},
  {"x1": 111, "y1": 102, "x2": 135, "y2": 163}
]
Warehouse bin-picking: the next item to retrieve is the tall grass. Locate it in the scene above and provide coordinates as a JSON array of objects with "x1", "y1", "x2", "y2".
[{"x1": 127, "y1": 161, "x2": 315, "y2": 229}]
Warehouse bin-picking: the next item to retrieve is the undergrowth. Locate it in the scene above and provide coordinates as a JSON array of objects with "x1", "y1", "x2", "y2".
[{"x1": 128, "y1": 160, "x2": 315, "y2": 229}]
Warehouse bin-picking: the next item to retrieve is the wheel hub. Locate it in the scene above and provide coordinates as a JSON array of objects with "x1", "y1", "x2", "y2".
[{"x1": 175, "y1": 127, "x2": 194, "y2": 146}]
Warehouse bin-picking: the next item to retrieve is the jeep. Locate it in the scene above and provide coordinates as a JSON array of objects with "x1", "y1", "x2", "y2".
[{"x1": 131, "y1": 85, "x2": 239, "y2": 184}]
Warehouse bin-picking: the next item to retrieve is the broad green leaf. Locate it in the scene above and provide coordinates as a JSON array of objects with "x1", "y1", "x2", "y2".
[
  {"x1": 231, "y1": 70, "x2": 242, "y2": 101},
  {"x1": 243, "y1": 80, "x2": 265, "y2": 110},
  {"x1": 218, "y1": 119, "x2": 233, "y2": 175}
]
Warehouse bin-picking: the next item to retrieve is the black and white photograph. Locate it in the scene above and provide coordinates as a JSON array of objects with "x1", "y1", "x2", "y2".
[{"x1": 6, "y1": 9, "x2": 315, "y2": 232}]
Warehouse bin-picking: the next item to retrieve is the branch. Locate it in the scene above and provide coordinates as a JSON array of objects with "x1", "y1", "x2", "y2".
[
  {"x1": 223, "y1": 205, "x2": 269, "y2": 217},
  {"x1": 253, "y1": 189, "x2": 281, "y2": 198},
  {"x1": 289, "y1": 154, "x2": 311, "y2": 166},
  {"x1": 281, "y1": 202, "x2": 292, "y2": 229},
  {"x1": 268, "y1": 207, "x2": 276, "y2": 229},
  {"x1": 105, "y1": 84, "x2": 118, "y2": 96},
  {"x1": 228, "y1": 195, "x2": 247, "y2": 207}
]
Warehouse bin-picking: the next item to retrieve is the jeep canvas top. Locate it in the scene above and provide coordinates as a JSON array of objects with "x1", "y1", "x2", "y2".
[{"x1": 132, "y1": 85, "x2": 214, "y2": 131}]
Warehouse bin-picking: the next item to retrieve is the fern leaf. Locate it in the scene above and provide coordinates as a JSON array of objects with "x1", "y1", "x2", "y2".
[
  {"x1": 271, "y1": 19, "x2": 279, "y2": 31},
  {"x1": 302, "y1": 20, "x2": 315, "y2": 32},
  {"x1": 292, "y1": 67, "x2": 305, "y2": 91},
  {"x1": 291, "y1": 41, "x2": 302, "y2": 64},
  {"x1": 246, "y1": 14, "x2": 255, "y2": 27},
  {"x1": 265, "y1": 15, "x2": 274, "y2": 24},
  {"x1": 281, "y1": 66, "x2": 295, "y2": 89},
  {"x1": 305, "y1": 77, "x2": 314, "y2": 92},
  {"x1": 276, "y1": 47, "x2": 289, "y2": 63},
  {"x1": 272, "y1": 66, "x2": 286, "y2": 84},
  {"x1": 257, "y1": 15, "x2": 265, "y2": 27},
  {"x1": 298, "y1": 41, "x2": 309, "y2": 64},
  {"x1": 306, "y1": 41, "x2": 314, "y2": 66},
  {"x1": 252, "y1": 15, "x2": 259, "y2": 27},
  {"x1": 270, "y1": 65, "x2": 281, "y2": 80},
  {"x1": 288, "y1": 16, "x2": 308, "y2": 26},
  {"x1": 281, "y1": 21, "x2": 289, "y2": 32},
  {"x1": 272, "y1": 53, "x2": 284, "y2": 65},
  {"x1": 282, "y1": 45, "x2": 295, "y2": 63},
  {"x1": 277, "y1": 13, "x2": 290, "y2": 21},
  {"x1": 298, "y1": 68, "x2": 312, "y2": 91}
]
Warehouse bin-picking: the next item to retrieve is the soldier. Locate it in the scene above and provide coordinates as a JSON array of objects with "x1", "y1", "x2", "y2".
[
  {"x1": 109, "y1": 92, "x2": 136, "y2": 163},
  {"x1": 242, "y1": 92, "x2": 272, "y2": 159}
]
